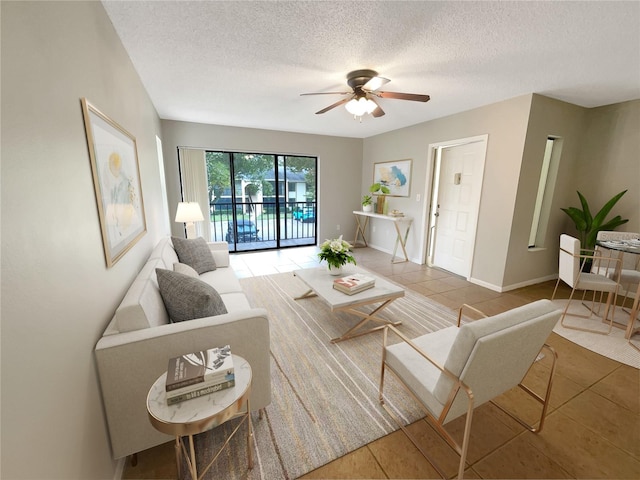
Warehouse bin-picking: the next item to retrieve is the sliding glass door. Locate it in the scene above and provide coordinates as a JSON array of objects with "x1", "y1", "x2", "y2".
[{"x1": 204, "y1": 150, "x2": 317, "y2": 252}]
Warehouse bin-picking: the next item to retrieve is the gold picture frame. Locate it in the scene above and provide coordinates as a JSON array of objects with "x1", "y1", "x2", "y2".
[
  {"x1": 81, "y1": 98, "x2": 146, "y2": 267},
  {"x1": 373, "y1": 159, "x2": 412, "y2": 197}
]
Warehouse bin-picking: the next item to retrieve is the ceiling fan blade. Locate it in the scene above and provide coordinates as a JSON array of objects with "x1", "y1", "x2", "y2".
[
  {"x1": 300, "y1": 91, "x2": 351, "y2": 96},
  {"x1": 377, "y1": 91, "x2": 431, "y2": 102},
  {"x1": 369, "y1": 98, "x2": 385, "y2": 117},
  {"x1": 315, "y1": 97, "x2": 350, "y2": 115},
  {"x1": 363, "y1": 76, "x2": 390, "y2": 91}
]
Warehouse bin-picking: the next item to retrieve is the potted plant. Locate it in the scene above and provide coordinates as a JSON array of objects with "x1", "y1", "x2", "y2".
[
  {"x1": 561, "y1": 189, "x2": 629, "y2": 254},
  {"x1": 370, "y1": 182, "x2": 390, "y2": 214},
  {"x1": 362, "y1": 194, "x2": 373, "y2": 213},
  {"x1": 318, "y1": 235, "x2": 356, "y2": 275}
]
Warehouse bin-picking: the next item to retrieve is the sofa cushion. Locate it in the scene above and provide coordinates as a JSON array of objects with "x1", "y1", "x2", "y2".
[
  {"x1": 115, "y1": 258, "x2": 169, "y2": 332},
  {"x1": 173, "y1": 262, "x2": 199, "y2": 278},
  {"x1": 199, "y1": 268, "x2": 244, "y2": 295},
  {"x1": 171, "y1": 237, "x2": 217, "y2": 274},
  {"x1": 149, "y1": 237, "x2": 180, "y2": 267},
  {"x1": 156, "y1": 268, "x2": 227, "y2": 322}
]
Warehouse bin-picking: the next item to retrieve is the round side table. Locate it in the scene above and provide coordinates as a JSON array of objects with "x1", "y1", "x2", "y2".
[{"x1": 147, "y1": 354, "x2": 253, "y2": 480}]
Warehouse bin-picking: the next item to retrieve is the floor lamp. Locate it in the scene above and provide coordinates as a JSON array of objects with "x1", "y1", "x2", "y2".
[{"x1": 175, "y1": 202, "x2": 204, "y2": 239}]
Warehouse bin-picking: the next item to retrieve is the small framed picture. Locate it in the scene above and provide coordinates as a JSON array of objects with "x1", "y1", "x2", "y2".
[
  {"x1": 81, "y1": 98, "x2": 146, "y2": 267},
  {"x1": 373, "y1": 159, "x2": 412, "y2": 197}
]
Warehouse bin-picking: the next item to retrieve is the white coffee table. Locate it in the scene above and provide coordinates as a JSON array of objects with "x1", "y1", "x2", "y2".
[
  {"x1": 147, "y1": 354, "x2": 253, "y2": 480},
  {"x1": 293, "y1": 266, "x2": 405, "y2": 343}
]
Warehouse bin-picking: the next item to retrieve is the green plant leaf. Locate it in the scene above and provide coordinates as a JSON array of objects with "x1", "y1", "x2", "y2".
[
  {"x1": 561, "y1": 207, "x2": 587, "y2": 232},
  {"x1": 576, "y1": 191, "x2": 593, "y2": 232},
  {"x1": 562, "y1": 190, "x2": 629, "y2": 251},
  {"x1": 591, "y1": 190, "x2": 627, "y2": 229}
]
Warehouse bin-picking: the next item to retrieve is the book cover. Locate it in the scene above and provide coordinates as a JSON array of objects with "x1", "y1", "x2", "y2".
[
  {"x1": 166, "y1": 373, "x2": 236, "y2": 399},
  {"x1": 165, "y1": 345, "x2": 234, "y2": 391},
  {"x1": 333, "y1": 274, "x2": 375, "y2": 293},
  {"x1": 166, "y1": 379, "x2": 236, "y2": 405},
  {"x1": 333, "y1": 283, "x2": 375, "y2": 295}
]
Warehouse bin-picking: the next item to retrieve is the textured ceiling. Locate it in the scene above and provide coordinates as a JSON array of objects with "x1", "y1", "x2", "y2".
[{"x1": 102, "y1": 0, "x2": 640, "y2": 139}]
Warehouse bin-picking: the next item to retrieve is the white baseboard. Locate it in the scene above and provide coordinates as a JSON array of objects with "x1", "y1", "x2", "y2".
[
  {"x1": 468, "y1": 277, "x2": 503, "y2": 292},
  {"x1": 469, "y1": 274, "x2": 558, "y2": 293}
]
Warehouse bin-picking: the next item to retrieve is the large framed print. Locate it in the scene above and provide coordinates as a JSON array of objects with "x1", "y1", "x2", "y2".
[
  {"x1": 373, "y1": 159, "x2": 412, "y2": 197},
  {"x1": 81, "y1": 98, "x2": 146, "y2": 267}
]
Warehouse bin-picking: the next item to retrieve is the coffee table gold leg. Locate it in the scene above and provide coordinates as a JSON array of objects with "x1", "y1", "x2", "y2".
[
  {"x1": 294, "y1": 289, "x2": 317, "y2": 300},
  {"x1": 331, "y1": 299, "x2": 402, "y2": 343}
]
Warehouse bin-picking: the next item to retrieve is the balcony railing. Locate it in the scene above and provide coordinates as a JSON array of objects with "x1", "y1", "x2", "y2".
[{"x1": 209, "y1": 201, "x2": 316, "y2": 251}]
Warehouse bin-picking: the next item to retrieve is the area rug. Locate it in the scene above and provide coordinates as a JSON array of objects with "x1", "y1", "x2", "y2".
[
  {"x1": 551, "y1": 299, "x2": 640, "y2": 368},
  {"x1": 187, "y1": 271, "x2": 462, "y2": 479}
]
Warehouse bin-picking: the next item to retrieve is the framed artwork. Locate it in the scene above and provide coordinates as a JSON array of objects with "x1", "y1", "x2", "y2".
[
  {"x1": 373, "y1": 159, "x2": 412, "y2": 197},
  {"x1": 81, "y1": 98, "x2": 146, "y2": 267}
]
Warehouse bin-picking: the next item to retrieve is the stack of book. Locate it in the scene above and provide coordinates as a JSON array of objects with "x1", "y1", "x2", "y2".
[
  {"x1": 333, "y1": 273, "x2": 376, "y2": 295},
  {"x1": 165, "y1": 345, "x2": 235, "y2": 405}
]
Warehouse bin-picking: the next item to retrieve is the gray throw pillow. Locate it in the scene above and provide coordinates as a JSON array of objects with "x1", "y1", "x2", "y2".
[
  {"x1": 171, "y1": 237, "x2": 217, "y2": 274},
  {"x1": 156, "y1": 269, "x2": 227, "y2": 322}
]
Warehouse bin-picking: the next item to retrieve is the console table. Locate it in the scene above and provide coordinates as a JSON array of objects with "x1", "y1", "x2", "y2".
[{"x1": 352, "y1": 210, "x2": 413, "y2": 263}]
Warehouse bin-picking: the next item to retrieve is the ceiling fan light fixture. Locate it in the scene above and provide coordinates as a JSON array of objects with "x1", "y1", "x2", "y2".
[{"x1": 345, "y1": 97, "x2": 377, "y2": 116}]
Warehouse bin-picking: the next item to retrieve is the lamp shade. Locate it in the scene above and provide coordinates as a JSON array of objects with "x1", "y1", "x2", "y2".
[
  {"x1": 175, "y1": 202, "x2": 204, "y2": 223},
  {"x1": 345, "y1": 97, "x2": 377, "y2": 116}
]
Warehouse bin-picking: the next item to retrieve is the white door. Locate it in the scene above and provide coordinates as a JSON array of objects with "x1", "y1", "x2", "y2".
[{"x1": 431, "y1": 140, "x2": 486, "y2": 277}]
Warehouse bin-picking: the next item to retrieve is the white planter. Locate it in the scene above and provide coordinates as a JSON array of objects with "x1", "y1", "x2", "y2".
[
  {"x1": 362, "y1": 204, "x2": 373, "y2": 213},
  {"x1": 327, "y1": 265, "x2": 343, "y2": 276}
]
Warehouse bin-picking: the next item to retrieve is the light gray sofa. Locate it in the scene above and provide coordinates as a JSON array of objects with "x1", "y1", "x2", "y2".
[{"x1": 95, "y1": 237, "x2": 271, "y2": 459}]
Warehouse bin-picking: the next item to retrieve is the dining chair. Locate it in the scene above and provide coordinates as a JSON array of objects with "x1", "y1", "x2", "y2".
[
  {"x1": 379, "y1": 300, "x2": 560, "y2": 479},
  {"x1": 593, "y1": 231, "x2": 640, "y2": 311},
  {"x1": 551, "y1": 234, "x2": 621, "y2": 334}
]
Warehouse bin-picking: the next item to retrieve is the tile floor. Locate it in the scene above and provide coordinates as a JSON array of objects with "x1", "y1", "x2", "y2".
[{"x1": 123, "y1": 246, "x2": 640, "y2": 479}]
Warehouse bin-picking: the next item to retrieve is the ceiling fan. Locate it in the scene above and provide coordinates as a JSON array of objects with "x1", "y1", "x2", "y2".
[{"x1": 301, "y1": 69, "x2": 430, "y2": 118}]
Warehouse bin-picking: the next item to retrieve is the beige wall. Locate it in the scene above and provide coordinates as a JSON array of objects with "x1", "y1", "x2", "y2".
[
  {"x1": 1, "y1": 2, "x2": 165, "y2": 478},
  {"x1": 577, "y1": 99, "x2": 640, "y2": 231},
  {"x1": 503, "y1": 94, "x2": 587, "y2": 288},
  {"x1": 363, "y1": 95, "x2": 533, "y2": 289},
  {"x1": 364, "y1": 95, "x2": 639, "y2": 291},
  {"x1": 160, "y1": 120, "x2": 363, "y2": 243},
  {"x1": 504, "y1": 97, "x2": 639, "y2": 289}
]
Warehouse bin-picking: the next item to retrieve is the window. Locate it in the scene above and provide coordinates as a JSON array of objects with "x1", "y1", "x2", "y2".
[
  {"x1": 529, "y1": 136, "x2": 562, "y2": 248},
  {"x1": 202, "y1": 150, "x2": 317, "y2": 252}
]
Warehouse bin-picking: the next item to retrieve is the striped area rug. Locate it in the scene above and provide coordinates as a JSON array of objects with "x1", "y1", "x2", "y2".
[{"x1": 188, "y1": 271, "x2": 461, "y2": 479}]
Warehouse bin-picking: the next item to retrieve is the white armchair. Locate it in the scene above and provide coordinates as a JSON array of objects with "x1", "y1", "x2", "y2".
[{"x1": 379, "y1": 300, "x2": 560, "y2": 479}]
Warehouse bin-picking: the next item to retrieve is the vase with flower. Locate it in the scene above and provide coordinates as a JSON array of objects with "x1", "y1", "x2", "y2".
[
  {"x1": 370, "y1": 182, "x2": 390, "y2": 214},
  {"x1": 318, "y1": 235, "x2": 356, "y2": 275}
]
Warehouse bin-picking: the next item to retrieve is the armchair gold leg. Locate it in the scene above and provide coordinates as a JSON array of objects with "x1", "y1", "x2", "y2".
[
  {"x1": 379, "y1": 366, "x2": 457, "y2": 479},
  {"x1": 491, "y1": 344, "x2": 557, "y2": 433}
]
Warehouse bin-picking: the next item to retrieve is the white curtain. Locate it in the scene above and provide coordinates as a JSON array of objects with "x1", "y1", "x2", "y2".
[{"x1": 178, "y1": 148, "x2": 211, "y2": 241}]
